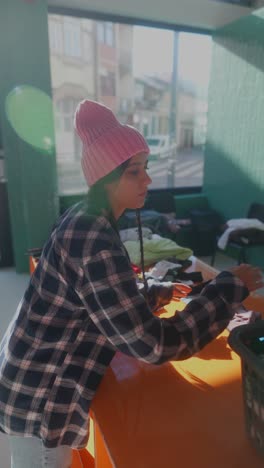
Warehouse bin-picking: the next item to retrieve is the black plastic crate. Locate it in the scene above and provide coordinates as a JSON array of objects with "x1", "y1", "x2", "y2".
[{"x1": 228, "y1": 320, "x2": 264, "y2": 456}]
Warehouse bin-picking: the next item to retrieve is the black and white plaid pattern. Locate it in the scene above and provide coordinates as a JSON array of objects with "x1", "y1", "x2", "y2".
[{"x1": 0, "y1": 204, "x2": 248, "y2": 448}]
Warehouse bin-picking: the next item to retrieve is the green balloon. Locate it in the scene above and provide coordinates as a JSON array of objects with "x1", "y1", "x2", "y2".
[{"x1": 5, "y1": 85, "x2": 55, "y2": 154}]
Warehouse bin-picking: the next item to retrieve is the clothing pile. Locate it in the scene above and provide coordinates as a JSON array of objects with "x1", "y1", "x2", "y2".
[
  {"x1": 217, "y1": 218, "x2": 264, "y2": 250},
  {"x1": 140, "y1": 258, "x2": 262, "y2": 329},
  {"x1": 119, "y1": 227, "x2": 193, "y2": 267}
]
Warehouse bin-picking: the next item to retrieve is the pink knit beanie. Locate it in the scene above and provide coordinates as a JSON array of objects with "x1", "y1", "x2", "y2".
[{"x1": 74, "y1": 100, "x2": 150, "y2": 187}]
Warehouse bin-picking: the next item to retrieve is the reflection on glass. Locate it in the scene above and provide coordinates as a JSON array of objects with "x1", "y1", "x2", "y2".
[
  {"x1": 5, "y1": 85, "x2": 55, "y2": 154},
  {"x1": 48, "y1": 14, "x2": 212, "y2": 194}
]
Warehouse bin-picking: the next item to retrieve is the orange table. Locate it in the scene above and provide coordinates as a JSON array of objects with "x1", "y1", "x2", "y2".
[
  {"x1": 29, "y1": 255, "x2": 263, "y2": 467},
  {"x1": 29, "y1": 255, "x2": 38, "y2": 275},
  {"x1": 90, "y1": 257, "x2": 264, "y2": 467}
]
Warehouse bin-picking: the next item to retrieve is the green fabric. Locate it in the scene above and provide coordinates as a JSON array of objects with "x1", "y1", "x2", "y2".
[{"x1": 124, "y1": 237, "x2": 193, "y2": 267}]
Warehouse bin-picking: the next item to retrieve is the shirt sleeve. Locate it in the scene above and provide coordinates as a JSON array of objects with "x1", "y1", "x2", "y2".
[
  {"x1": 78, "y1": 238, "x2": 248, "y2": 365},
  {"x1": 138, "y1": 279, "x2": 174, "y2": 311}
]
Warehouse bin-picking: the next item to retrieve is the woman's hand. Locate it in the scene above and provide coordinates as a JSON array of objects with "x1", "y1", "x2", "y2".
[{"x1": 230, "y1": 263, "x2": 264, "y2": 292}]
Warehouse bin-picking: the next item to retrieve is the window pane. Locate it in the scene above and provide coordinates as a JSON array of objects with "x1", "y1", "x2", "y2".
[
  {"x1": 106, "y1": 22, "x2": 114, "y2": 46},
  {"x1": 64, "y1": 19, "x2": 81, "y2": 58},
  {"x1": 48, "y1": 18, "x2": 63, "y2": 54},
  {"x1": 48, "y1": 14, "x2": 212, "y2": 195},
  {"x1": 97, "y1": 22, "x2": 105, "y2": 43}
]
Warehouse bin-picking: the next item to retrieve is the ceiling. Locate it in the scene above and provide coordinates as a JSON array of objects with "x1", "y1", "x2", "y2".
[{"x1": 47, "y1": 0, "x2": 262, "y2": 32}]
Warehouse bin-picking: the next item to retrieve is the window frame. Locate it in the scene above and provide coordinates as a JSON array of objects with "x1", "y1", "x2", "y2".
[{"x1": 48, "y1": 5, "x2": 212, "y2": 195}]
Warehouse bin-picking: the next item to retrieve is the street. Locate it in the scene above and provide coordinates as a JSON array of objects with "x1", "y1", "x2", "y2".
[
  {"x1": 58, "y1": 147, "x2": 204, "y2": 194},
  {"x1": 148, "y1": 147, "x2": 204, "y2": 189}
]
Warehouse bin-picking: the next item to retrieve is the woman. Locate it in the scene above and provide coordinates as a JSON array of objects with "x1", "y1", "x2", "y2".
[{"x1": 0, "y1": 100, "x2": 262, "y2": 468}]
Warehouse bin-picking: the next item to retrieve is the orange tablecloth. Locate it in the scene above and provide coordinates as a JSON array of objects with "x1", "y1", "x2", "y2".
[
  {"x1": 90, "y1": 258, "x2": 264, "y2": 467},
  {"x1": 29, "y1": 254, "x2": 263, "y2": 467}
]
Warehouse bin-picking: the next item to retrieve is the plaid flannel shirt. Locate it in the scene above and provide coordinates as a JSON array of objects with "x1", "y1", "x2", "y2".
[{"x1": 0, "y1": 204, "x2": 248, "y2": 448}]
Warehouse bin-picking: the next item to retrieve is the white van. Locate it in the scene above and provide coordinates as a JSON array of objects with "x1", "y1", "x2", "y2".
[{"x1": 146, "y1": 135, "x2": 176, "y2": 160}]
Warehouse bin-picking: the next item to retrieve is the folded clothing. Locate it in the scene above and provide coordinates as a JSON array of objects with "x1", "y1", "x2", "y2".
[
  {"x1": 124, "y1": 236, "x2": 193, "y2": 267},
  {"x1": 217, "y1": 218, "x2": 264, "y2": 250},
  {"x1": 146, "y1": 260, "x2": 182, "y2": 281}
]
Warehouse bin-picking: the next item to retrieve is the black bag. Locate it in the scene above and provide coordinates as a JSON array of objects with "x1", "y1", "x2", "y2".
[
  {"x1": 189, "y1": 209, "x2": 223, "y2": 256},
  {"x1": 118, "y1": 210, "x2": 168, "y2": 236}
]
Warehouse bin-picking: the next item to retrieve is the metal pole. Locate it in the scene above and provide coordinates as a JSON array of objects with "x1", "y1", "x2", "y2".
[
  {"x1": 168, "y1": 31, "x2": 179, "y2": 187},
  {"x1": 170, "y1": 31, "x2": 179, "y2": 143},
  {"x1": 93, "y1": 22, "x2": 99, "y2": 101}
]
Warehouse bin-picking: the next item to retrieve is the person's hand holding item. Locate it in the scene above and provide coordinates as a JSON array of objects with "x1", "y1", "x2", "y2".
[{"x1": 230, "y1": 263, "x2": 264, "y2": 292}]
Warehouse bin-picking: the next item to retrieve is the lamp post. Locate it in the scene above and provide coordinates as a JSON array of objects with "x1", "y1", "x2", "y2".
[
  {"x1": 168, "y1": 31, "x2": 179, "y2": 187},
  {"x1": 170, "y1": 31, "x2": 179, "y2": 142}
]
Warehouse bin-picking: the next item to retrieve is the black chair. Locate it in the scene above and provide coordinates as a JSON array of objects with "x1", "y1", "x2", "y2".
[
  {"x1": 189, "y1": 208, "x2": 224, "y2": 257},
  {"x1": 211, "y1": 203, "x2": 264, "y2": 266}
]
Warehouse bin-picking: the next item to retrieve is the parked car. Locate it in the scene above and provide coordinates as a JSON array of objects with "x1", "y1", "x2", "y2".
[{"x1": 146, "y1": 135, "x2": 176, "y2": 160}]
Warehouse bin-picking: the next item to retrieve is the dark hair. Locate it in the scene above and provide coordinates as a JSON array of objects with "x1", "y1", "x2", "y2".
[
  {"x1": 85, "y1": 159, "x2": 130, "y2": 217},
  {"x1": 85, "y1": 158, "x2": 148, "y2": 297}
]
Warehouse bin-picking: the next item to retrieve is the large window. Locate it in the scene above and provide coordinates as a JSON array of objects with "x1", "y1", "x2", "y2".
[{"x1": 48, "y1": 14, "x2": 212, "y2": 195}]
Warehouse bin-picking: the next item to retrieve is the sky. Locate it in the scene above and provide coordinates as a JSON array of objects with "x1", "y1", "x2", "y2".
[{"x1": 133, "y1": 26, "x2": 212, "y2": 88}]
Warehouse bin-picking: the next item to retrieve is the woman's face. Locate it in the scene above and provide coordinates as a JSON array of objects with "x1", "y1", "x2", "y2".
[{"x1": 106, "y1": 152, "x2": 152, "y2": 219}]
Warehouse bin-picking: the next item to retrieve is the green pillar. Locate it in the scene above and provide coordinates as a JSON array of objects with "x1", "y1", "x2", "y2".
[
  {"x1": 204, "y1": 7, "x2": 264, "y2": 268},
  {"x1": 0, "y1": 0, "x2": 59, "y2": 272}
]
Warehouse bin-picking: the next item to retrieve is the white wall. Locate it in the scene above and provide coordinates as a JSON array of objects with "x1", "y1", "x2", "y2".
[
  {"x1": 0, "y1": 435, "x2": 10, "y2": 468},
  {"x1": 0, "y1": 269, "x2": 30, "y2": 468}
]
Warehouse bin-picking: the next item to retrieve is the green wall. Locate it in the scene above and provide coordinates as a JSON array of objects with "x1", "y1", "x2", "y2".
[
  {"x1": 204, "y1": 8, "x2": 264, "y2": 267},
  {"x1": 0, "y1": 0, "x2": 59, "y2": 272}
]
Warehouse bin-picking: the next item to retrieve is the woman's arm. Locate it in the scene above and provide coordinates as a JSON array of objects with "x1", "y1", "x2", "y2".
[{"x1": 77, "y1": 238, "x2": 248, "y2": 365}]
